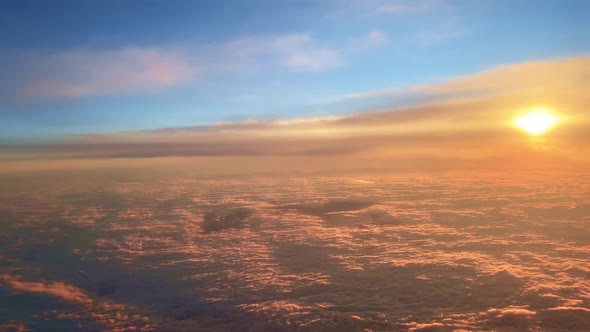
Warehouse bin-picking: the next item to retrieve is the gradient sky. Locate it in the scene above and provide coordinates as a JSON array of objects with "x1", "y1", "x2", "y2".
[{"x1": 1, "y1": 0, "x2": 589, "y2": 140}]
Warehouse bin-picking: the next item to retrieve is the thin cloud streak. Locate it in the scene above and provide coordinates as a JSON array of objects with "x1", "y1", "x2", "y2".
[
  {"x1": 224, "y1": 34, "x2": 344, "y2": 71},
  {"x1": 2, "y1": 56, "x2": 589, "y2": 171},
  {"x1": 348, "y1": 29, "x2": 388, "y2": 50},
  {"x1": 330, "y1": 55, "x2": 590, "y2": 102},
  {"x1": 376, "y1": 0, "x2": 448, "y2": 14},
  {"x1": 0, "y1": 274, "x2": 92, "y2": 305},
  {"x1": 17, "y1": 48, "x2": 196, "y2": 99},
  {"x1": 2, "y1": 33, "x2": 345, "y2": 100}
]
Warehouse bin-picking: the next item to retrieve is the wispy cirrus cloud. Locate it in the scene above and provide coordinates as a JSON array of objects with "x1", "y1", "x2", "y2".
[
  {"x1": 16, "y1": 48, "x2": 196, "y2": 99},
  {"x1": 326, "y1": 0, "x2": 448, "y2": 14},
  {"x1": 330, "y1": 55, "x2": 590, "y2": 102},
  {"x1": 376, "y1": 0, "x2": 448, "y2": 14},
  {"x1": 2, "y1": 33, "x2": 344, "y2": 100},
  {"x1": 224, "y1": 34, "x2": 344, "y2": 72},
  {"x1": 348, "y1": 29, "x2": 388, "y2": 50},
  {"x1": 3, "y1": 56, "x2": 589, "y2": 171},
  {"x1": 370, "y1": 0, "x2": 464, "y2": 46},
  {"x1": 366, "y1": 29, "x2": 387, "y2": 46}
]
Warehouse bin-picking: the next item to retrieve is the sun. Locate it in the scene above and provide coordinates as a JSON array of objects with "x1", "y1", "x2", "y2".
[{"x1": 514, "y1": 108, "x2": 557, "y2": 135}]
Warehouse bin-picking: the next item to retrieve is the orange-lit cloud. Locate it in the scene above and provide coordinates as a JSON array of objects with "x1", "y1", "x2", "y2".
[
  {"x1": 2, "y1": 56, "x2": 589, "y2": 172},
  {"x1": 335, "y1": 55, "x2": 590, "y2": 101},
  {"x1": 0, "y1": 274, "x2": 92, "y2": 304}
]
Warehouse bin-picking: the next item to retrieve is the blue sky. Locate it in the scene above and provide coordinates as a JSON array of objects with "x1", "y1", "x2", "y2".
[{"x1": 0, "y1": 0, "x2": 588, "y2": 140}]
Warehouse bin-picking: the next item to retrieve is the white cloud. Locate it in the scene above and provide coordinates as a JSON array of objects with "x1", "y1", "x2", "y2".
[
  {"x1": 240, "y1": 94, "x2": 260, "y2": 101},
  {"x1": 350, "y1": 29, "x2": 388, "y2": 50},
  {"x1": 367, "y1": 29, "x2": 387, "y2": 45},
  {"x1": 224, "y1": 33, "x2": 344, "y2": 71},
  {"x1": 415, "y1": 19, "x2": 466, "y2": 45},
  {"x1": 377, "y1": 0, "x2": 446, "y2": 14},
  {"x1": 281, "y1": 48, "x2": 344, "y2": 71}
]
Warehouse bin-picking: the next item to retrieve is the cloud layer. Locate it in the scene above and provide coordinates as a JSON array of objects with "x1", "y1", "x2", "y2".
[
  {"x1": 1, "y1": 167, "x2": 589, "y2": 330},
  {"x1": 2, "y1": 56, "x2": 589, "y2": 172}
]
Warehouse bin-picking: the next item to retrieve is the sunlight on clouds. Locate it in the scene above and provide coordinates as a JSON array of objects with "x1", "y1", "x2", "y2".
[
  {"x1": 1, "y1": 56, "x2": 589, "y2": 172},
  {"x1": 1, "y1": 2, "x2": 589, "y2": 331},
  {"x1": 1, "y1": 171, "x2": 589, "y2": 330},
  {"x1": 514, "y1": 107, "x2": 558, "y2": 135},
  {"x1": 0, "y1": 274, "x2": 92, "y2": 304},
  {"x1": 334, "y1": 56, "x2": 590, "y2": 103}
]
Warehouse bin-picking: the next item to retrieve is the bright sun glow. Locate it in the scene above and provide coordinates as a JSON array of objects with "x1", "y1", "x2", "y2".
[{"x1": 515, "y1": 108, "x2": 557, "y2": 135}]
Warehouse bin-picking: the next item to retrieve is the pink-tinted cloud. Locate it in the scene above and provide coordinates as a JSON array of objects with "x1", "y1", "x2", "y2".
[
  {"x1": 0, "y1": 274, "x2": 92, "y2": 304},
  {"x1": 6, "y1": 33, "x2": 344, "y2": 100},
  {"x1": 18, "y1": 48, "x2": 196, "y2": 99}
]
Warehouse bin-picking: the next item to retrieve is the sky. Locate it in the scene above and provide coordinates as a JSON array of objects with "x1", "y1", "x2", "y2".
[
  {"x1": 3, "y1": 2, "x2": 590, "y2": 330},
  {"x1": 0, "y1": 0, "x2": 589, "y2": 172},
  {"x1": 1, "y1": 0, "x2": 588, "y2": 137}
]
